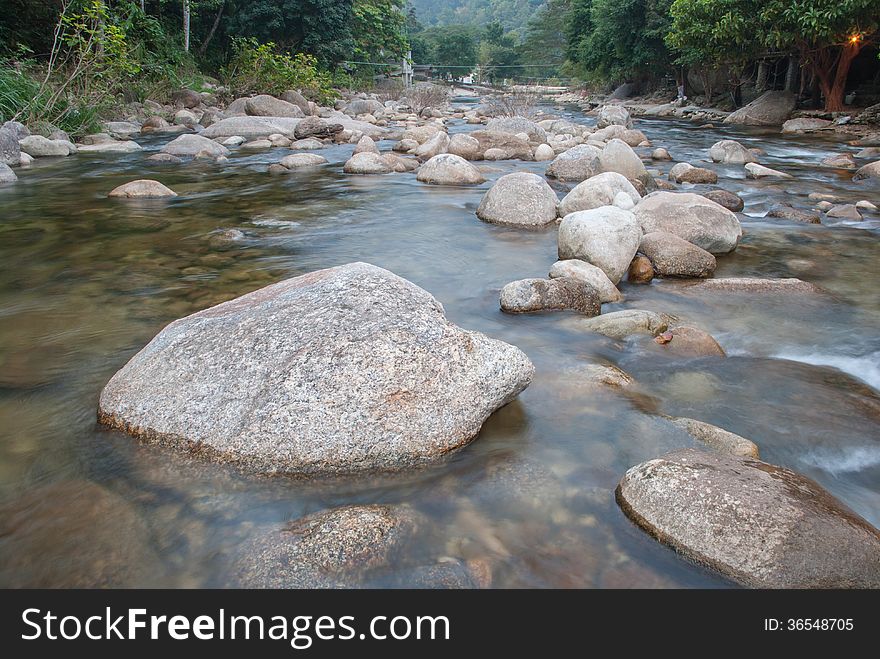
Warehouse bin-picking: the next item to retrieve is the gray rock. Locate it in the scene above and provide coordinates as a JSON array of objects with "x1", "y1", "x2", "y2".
[
  {"x1": 98, "y1": 263, "x2": 534, "y2": 475},
  {"x1": 279, "y1": 153, "x2": 328, "y2": 169},
  {"x1": 448, "y1": 133, "x2": 481, "y2": 160},
  {"x1": 294, "y1": 116, "x2": 344, "y2": 140},
  {"x1": 470, "y1": 130, "x2": 532, "y2": 160},
  {"x1": 702, "y1": 189, "x2": 744, "y2": 212},
  {"x1": 546, "y1": 144, "x2": 602, "y2": 182},
  {"x1": 675, "y1": 277, "x2": 822, "y2": 294},
  {"x1": 766, "y1": 204, "x2": 821, "y2": 224},
  {"x1": 668, "y1": 162, "x2": 718, "y2": 184},
  {"x1": 548, "y1": 259, "x2": 623, "y2": 303},
  {"x1": 416, "y1": 154, "x2": 485, "y2": 185},
  {"x1": 344, "y1": 99, "x2": 384, "y2": 117},
  {"x1": 2, "y1": 120, "x2": 29, "y2": 139},
  {"x1": 620, "y1": 129, "x2": 649, "y2": 147},
  {"x1": 596, "y1": 104, "x2": 632, "y2": 129},
  {"x1": 651, "y1": 147, "x2": 672, "y2": 161},
  {"x1": 633, "y1": 192, "x2": 742, "y2": 254},
  {"x1": 173, "y1": 109, "x2": 199, "y2": 126},
  {"x1": 745, "y1": 162, "x2": 792, "y2": 179},
  {"x1": 709, "y1": 139, "x2": 758, "y2": 164},
  {"x1": 235, "y1": 505, "x2": 421, "y2": 588},
  {"x1": 172, "y1": 88, "x2": 202, "y2": 109},
  {"x1": 500, "y1": 277, "x2": 601, "y2": 315},
  {"x1": 0, "y1": 126, "x2": 21, "y2": 165},
  {"x1": 103, "y1": 121, "x2": 141, "y2": 139},
  {"x1": 476, "y1": 172, "x2": 558, "y2": 227},
  {"x1": 598, "y1": 138, "x2": 649, "y2": 184},
  {"x1": 161, "y1": 134, "x2": 230, "y2": 158},
  {"x1": 533, "y1": 144, "x2": 554, "y2": 161},
  {"x1": 343, "y1": 152, "x2": 394, "y2": 174},
  {"x1": 853, "y1": 161, "x2": 880, "y2": 181},
  {"x1": 723, "y1": 90, "x2": 796, "y2": 126},
  {"x1": 0, "y1": 162, "x2": 17, "y2": 183},
  {"x1": 558, "y1": 172, "x2": 641, "y2": 217},
  {"x1": 826, "y1": 204, "x2": 862, "y2": 220},
  {"x1": 820, "y1": 153, "x2": 857, "y2": 169},
  {"x1": 486, "y1": 116, "x2": 547, "y2": 143},
  {"x1": 577, "y1": 309, "x2": 669, "y2": 339},
  {"x1": 77, "y1": 140, "x2": 142, "y2": 153},
  {"x1": 202, "y1": 116, "x2": 301, "y2": 139},
  {"x1": 855, "y1": 147, "x2": 880, "y2": 158},
  {"x1": 616, "y1": 449, "x2": 880, "y2": 588},
  {"x1": 18, "y1": 135, "x2": 70, "y2": 157},
  {"x1": 668, "y1": 417, "x2": 759, "y2": 458},
  {"x1": 279, "y1": 89, "x2": 312, "y2": 116},
  {"x1": 413, "y1": 131, "x2": 449, "y2": 159},
  {"x1": 108, "y1": 179, "x2": 177, "y2": 198},
  {"x1": 147, "y1": 153, "x2": 183, "y2": 164},
  {"x1": 781, "y1": 117, "x2": 832, "y2": 133},
  {"x1": 639, "y1": 231, "x2": 716, "y2": 278},
  {"x1": 245, "y1": 95, "x2": 305, "y2": 118},
  {"x1": 557, "y1": 206, "x2": 642, "y2": 284},
  {"x1": 401, "y1": 124, "x2": 442, "y2": 144},
  {"x1": 352, "y1": 134, "x2": 379, "y2": 155},
  {"x1": 655, "y1": 325, "x2": 726, "y2": 357}
]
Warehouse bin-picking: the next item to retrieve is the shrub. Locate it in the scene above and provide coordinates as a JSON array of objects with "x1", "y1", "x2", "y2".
[
  {"x1": 405, "y1": 83, "x2": 450, "y2": 114},
  {"x1": 481, "y1": 90, "x2": 540, "y2": 119},
  {"x1": 222, "y1": 38, "x2": 336, "y2": 105}
]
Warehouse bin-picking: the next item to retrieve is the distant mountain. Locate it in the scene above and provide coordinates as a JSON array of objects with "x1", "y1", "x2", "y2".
[{"x1": 407, "y1": 0, "x2": 548, "y2": 33}]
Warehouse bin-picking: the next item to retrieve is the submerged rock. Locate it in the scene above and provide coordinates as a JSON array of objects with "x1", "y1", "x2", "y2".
[
  {"x1": 557, "y1": 206, "x2": 642, "y2": 284},
  {"x1": 633, "y1": 192, "x2": 741, "y2": 254},
  {"x1": 108, "y1": 179, "x2": 177, "y2": 198},
  {"x1": 476, "y1": 172, "x2": 558, "y2": 227},
  {"x1": 676, "y1": 277, "x2": 822, "y2": 294},
  {"x1": 766, "y1": 204, "x2": 821, "y2": 224},
  {"x1": 820, "y1": 153, "x2": 857, "y2": 169},
  {"x1": 98, "y1": 263, "x2": 533, "y2": 475},
  {"x1": 616, "y1": 449, "x2": 880, "y2": 588},
  {"x1": 577, "y1": 309, "x2": 669, "y2": 339},
  {"x1": 668, "y1": 417, "x2": 759, "y2": 458},
  {"x1": 548, "y1": 259, "x2": 623, "y2": 303},
  {"x1": 826, "y1": 204, "x2": 863, "y2": 220},
  {"x1": 499, "y1": 277, "x2": 600, "y2": 315},
  {"x1": 235, "y1": 505, "x2": 421, "y2": 588}
]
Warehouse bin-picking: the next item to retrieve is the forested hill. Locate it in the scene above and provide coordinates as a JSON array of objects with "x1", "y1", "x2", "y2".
[{"x1": 408, "y1": 0, "x2": 548, "y2": 33}]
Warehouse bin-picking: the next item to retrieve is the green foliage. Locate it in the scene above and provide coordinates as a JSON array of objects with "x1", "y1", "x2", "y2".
[
  {"x1": 415, "y1": 24, "x2": 479, "y2": 75},
  {"x1": 520, "y1": 0, "x2": 570, "y2": 78},
  {"x1": 222, "y1": 37, "x2": 336, "y2": 103},
  {"x1": 408, "y1": 0, "x2": 547, "y2": 34},
  {"x1": 478, "y1": 21, "x2": 521, "y2": 81}
]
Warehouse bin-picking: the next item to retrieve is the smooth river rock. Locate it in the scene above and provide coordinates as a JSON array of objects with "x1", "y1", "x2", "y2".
[
  {"x1": 668, "y1": 162, "x2": 717, "y2": 184},
  {"x1": 599, "y1": 139, "x2": 649, "y2": 185},
  {"x1": 701, "y1": 189, "x2": 744, "y2": 212},
  {"x1": 639, "y1": 231, "x2": 716, "y2": 278},
  {"x1": 499, "y1": 277, "x2": 600, "y2": 315},
  {"x1": 98, "y1": 263, "x2": 534, "y2": 475},
  {"x1": 745, "y1": 162, "x2": 793, "y2": 179},
  {"x1": 668, "y1": 417, "x2": 759, "y2": 458},
  {"x1": 476, "y1": 172, "x2": 558, "y2": 227},
  {"x1": 548, "y1": 259, "x2": 623, "y2": 303},
  {"x1": 596, "y1": 105, "x2": 632, "y2": 129},
  {"x1": 557, "y1": 206, "x2": 642, "y2": 284},
  {"x1": 108, "y1": 179, "x2": 177, "y2": 198},
  {"x1": 616, "y1": 449, "x2": 880, "y2": 588},
  {"x1": 161, "y1": 134, "x2": 230, "y2": 158},
  {"x1": 723, "y1": 91, "x2": 796, "y2": 126},
  {"x1": 577, "y1": 309, "x2": 669, "y2": 339},
  {"x1": 416, "y1": 154, "x2": 485, "y2": 185},
  {"x1": 633, "y1": 192, "x2": 742, "y2": 254},
  {"x1": 0, "y1": 125, "x2": 21, "y2": 165},
  {"x1": 708, "y1": 139, "x2": 758, "y2": 164},
  {"x1": 546, "y1": 144, "x2": 602, "y2": 182},
  {"x1": 0, "y1": 162, "x2": 16, "y2": 183}
]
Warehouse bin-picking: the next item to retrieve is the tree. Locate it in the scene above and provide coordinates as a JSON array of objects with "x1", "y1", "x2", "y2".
[
  {"x1": 520, "y1": 0, "x2": 571, "y2": 79},
  {"x1": 478, "y1": 20, "x2": 520, "y2": 81},
  {"x1": 352, "y1": 0, "x2": 408, "y2": 63},
  {"x1": 420, "y1": 24, "x2": 478, "y2": 77},
  {"x1": 759, "y1": 0, "x2": 879, "y2": 112}
]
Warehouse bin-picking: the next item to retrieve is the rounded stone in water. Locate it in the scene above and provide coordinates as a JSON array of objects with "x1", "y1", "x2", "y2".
[{"x1": 98, "y1": 262, "x2": 534, "y2": 475}]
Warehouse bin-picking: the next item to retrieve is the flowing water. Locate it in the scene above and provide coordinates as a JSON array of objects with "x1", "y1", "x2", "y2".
[{"x1": 1, "y1": 103, "x2": 878, "y2": 588}]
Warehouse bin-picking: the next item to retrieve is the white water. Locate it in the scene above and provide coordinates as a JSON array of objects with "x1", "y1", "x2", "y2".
[
  {"x1": 801, "y1": 445, "x2": 880, "y2": 475},
  {"x1": 772, "y1": 350, "x2": 880, "y2": 390}
]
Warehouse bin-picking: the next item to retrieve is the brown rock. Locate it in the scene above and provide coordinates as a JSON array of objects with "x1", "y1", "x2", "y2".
[{"x1": 628, "y1": 255, "x2": 654, "y2": 283}]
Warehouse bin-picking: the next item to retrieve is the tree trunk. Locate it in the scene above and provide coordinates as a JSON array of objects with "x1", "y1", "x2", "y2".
[
  {"x1": 183, "y1": 0, "x2": 190, "y2": 52},
  {"x1": 811, "y1": 43, "x2": 861, "y2": 112},
  {"x1": 784, "y1": 56, "x2": 799, "y2": 93},
  {"x1": 755, "y1": 61, "x2": 768, "y2": 93},
  {"x1": 197, "y1": 0, "x2": 224, "y2": 57}
]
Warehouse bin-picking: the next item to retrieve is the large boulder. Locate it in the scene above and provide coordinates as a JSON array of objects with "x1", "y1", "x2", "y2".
[
  {"x1": 723, "y1": 90, "x2": 797, "y2": 126},
  {"x1": 546, "y1": 144, "x2": 602, "y2": 182},
  {"x1": 548, "y1": 259, "x2": 622, "y2": 303},
  {"x1": 709, "y1": 139, "x2": 758, "y2": 164},
  {"x1": 558, "y1": 172, "x2": 641, "y2": 217},
  {"x1": 596, "y1": 104, "x2": 633, "y2": 129},
  {"x1": 448, "y1": 133, "x2": 481, "y2": 160},
  {"x1": 18, "y1": 135, "x2": 70, "y2": 157},
  {"x1": 0, "y1": 125, "x2": 21, "y2": 166},
  {"x1": 344, "y1": 99, "x2": 384, "y2": 117},
  {"x1": 416, "y1": 154, "x2": 485, "y2": 185},
  {"x1": 476, "y1": 172, "x2": 558, "y2": 227},
  {"x1": 782, "y1": 117, "x2": 833, "y2": 133},
  {"x1": 77, "y1": 140, "x2": 142, "y2": 153},
  {"x1": 202, "y1": 116, "x2": 302, "y2": 139},
  {"x1": 172, "y1": 88, "x2": 203, "y2": 109},
  {"x1": 108, "y1": 179, "x2": 177, "y2": 198},
  {"x1": 294, "y1": 116, "x2": 344, "y2": 140},
  {"x1": 277, "y1": 153, "x2": 329, "y2": 170},
  {"x1": 280, "y1": 89, "x2": 312, "y2": 116},
  {"x1": 470, "y1": 130, "x2": 532, "y2": 160},
  {"x1": 599, "y1": 138, "x2": 649, "y2": 184},
  {"x1": 485, "y1": 116, "x2": 547, "y2": 143},
  {"x1": 352, "y1": 134, "x2": 379, "y2": 155},
  {"x1": 413, "y1": 131, "x2": 449, "y2": 159},
  {"x1": 633, "y1": 192, "x2": 742, "y2": 254},
  {"x1": 401, "y1": 124, "x2": 442, "y2": 144},
  {"x1": 499, "y1": 277, "x2": 600, "y2": 315},
  {"x1": 245, "y1": 94, "x2": 305, "y2": 118},
  {"x1": 98, "y1": 263, "x2": 534, "y2": 475},
  {"x1": 639, "y1": 231, "x2": 716, "y2": 278},
  {"x1": 616, "y1": 449, "x2": 880, "y2": 588},
  {"x1": 343, "y1": 152, "x2": 394, "y2": 174},
  {"x1": 557, "y1": 206, "x2": 642, "y2": 284},
  {"x1": 161, "y1": 133, "x2": 229, "y2": 158},
  {"x1": 235, "y1": 505, "x2": 421, "y2": 588},
  {"x1": 853, "y1": 161, "x2": 880, "y2": 181}
]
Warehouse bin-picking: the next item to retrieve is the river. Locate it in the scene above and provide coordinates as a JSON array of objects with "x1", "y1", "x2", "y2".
[{"x1": 0, "y1": 101, "x2": 878, "y2": 587}]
